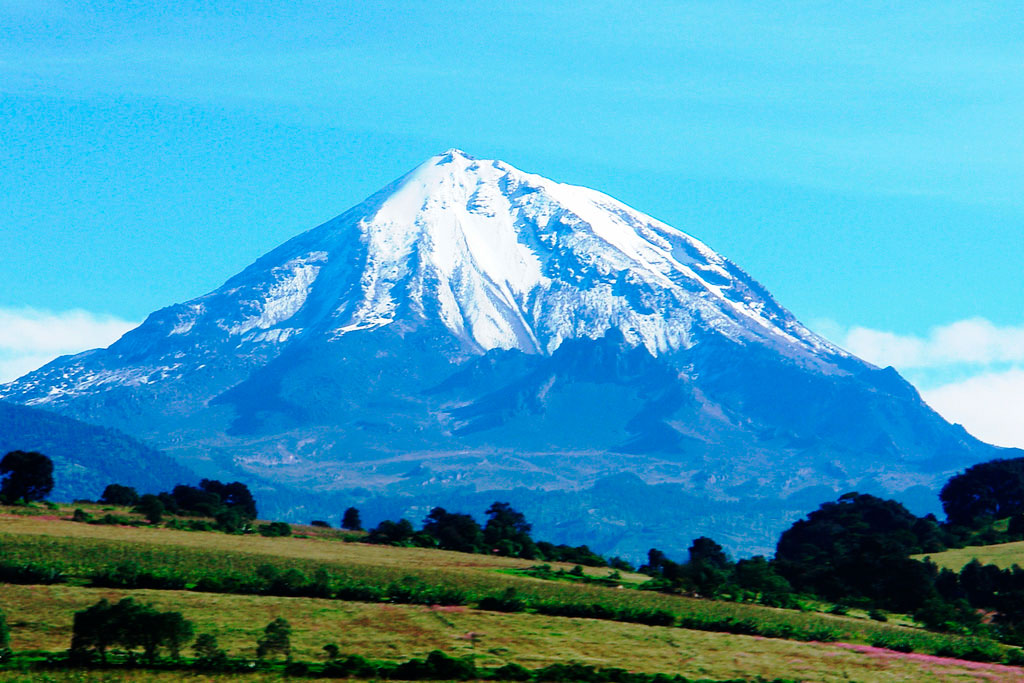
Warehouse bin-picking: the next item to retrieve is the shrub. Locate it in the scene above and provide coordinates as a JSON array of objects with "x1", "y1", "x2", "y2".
[
  {"x1": 258, "y1": 521, "x2": 292, "y2": 537},
  {"x1": 478, "y1": 588, "x2": 526, "y2": 613},
  {"x1": 0, "y1": 560, "x2": 65, "y2": 584}
]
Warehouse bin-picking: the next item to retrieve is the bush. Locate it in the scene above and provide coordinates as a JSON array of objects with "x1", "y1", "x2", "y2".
[
  {"x1": 478, "y1": 588, "x2": 526, "y2": 613},
  {"x1": 258, "y1": 521, "x2": 292, "y2": 537},
  {"x1": 0, "y1": 560, "x2": 65, "y2": 584},
  {"x1": 89, "y1": 561, "x2": 186, "y2": 590}
]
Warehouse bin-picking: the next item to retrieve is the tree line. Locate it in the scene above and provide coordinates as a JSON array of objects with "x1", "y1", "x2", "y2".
[{"x1": 360, "y1": 501, "x2": 626, "y2": 568}]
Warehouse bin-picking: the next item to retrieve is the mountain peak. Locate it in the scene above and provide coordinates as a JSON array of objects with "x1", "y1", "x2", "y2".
[{"x1": 3, "y1": 152, "x2": 848, "y2": 407}]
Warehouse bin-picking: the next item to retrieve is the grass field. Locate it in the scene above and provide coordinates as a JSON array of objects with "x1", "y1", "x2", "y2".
[
  {"x1": 915, "y1": 540, "x2": 1024, "y2": 571},
  {"x1": 4, "y1": 584, "x2": 1024, "y2": 682},
  {"x1": 2, "y1": 507, "x2": 1024, "y2": 681}
]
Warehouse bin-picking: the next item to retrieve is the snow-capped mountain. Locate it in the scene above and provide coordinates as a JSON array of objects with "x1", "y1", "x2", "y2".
[{"x1": 1, "y1": 150, "x2": 1011, "y2": 557}]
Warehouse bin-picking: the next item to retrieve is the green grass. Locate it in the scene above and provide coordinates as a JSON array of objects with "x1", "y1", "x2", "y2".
[
  {"x1": 915, "y1": 540, "x2": 1024, "y2": 571},
  {"x1": 2, "y1": 584, "x2": 1023, "y2": 682},
  {"x1": 3, "y1": 507, "x2": 1024, "y2": 681},
  {"x1": 0, "y1": 525, "x2": 958, "y2": 648}
]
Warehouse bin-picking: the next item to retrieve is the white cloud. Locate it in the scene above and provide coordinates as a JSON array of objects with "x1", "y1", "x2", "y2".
[
  {"x1": 0, "y1": 308, "x2": 138, "y2": 383},
  {"x1": 811, "y1": 317, "x2": 1024, "y2": 449},
  {"x1": 839, "y1": 317, "x2": 1024, "y2": 369},
  {"x1": 922, "y1": 370, "x2": 1024, "y2": 449}
]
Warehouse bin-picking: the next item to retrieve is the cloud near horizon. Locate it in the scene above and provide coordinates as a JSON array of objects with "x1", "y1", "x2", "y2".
[
  {"x1": 815, "y1": 317, "x2": 1024, "y2": 449},
  {"x1": 0, "y1": 307, "x2": 138, "y2": 383}
]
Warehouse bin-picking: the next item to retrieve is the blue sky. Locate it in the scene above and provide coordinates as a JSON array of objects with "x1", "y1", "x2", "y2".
[{"x1": 2, "y1": 2, "x2": 1023, "y2": 446}]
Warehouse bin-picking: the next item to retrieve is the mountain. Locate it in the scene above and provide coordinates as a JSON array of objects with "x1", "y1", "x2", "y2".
[
  {"x1": 0, "y1": 400, "x2": 197, "y2": 502},
  {"x1": 1, "y1": 149, "x2": 1012, "y2": 557}
]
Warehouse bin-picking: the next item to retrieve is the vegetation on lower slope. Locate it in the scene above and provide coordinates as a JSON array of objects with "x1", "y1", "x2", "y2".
[
  {"x1": 2, "y1": 507, "x2": 1024, "y2": 682},
  {"x1": 9, "y1": 452, "x2": 1024, "y2": 679}
]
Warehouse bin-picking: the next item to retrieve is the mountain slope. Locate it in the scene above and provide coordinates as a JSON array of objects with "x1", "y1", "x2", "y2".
[
  {"x1": 0, "y1": 400, "x2": 197, "y2": 502},
  {"x1": 0, "y1": 150, "x2": 1011, "y2": 556}
]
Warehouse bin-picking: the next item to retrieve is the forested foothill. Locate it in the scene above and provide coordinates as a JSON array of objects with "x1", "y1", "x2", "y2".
[{"x1": 6, "y1": 451, "x2": 1024, "y2": 677}]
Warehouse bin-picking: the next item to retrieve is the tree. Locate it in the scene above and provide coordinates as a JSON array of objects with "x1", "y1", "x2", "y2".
[
  {"x1": 71, "y1": 597, "x2": 194, "y2": 664},
  {"x1": 0, "y1": 450, "x2": 54, "y2": 503},
  {"x1": 341, "y1": 507, "x2": 363, "y2": 531},
  {"x1": 194, "y1": 633, "x2": 228, "y2": 668},
  {"x1": 216, "y1": 507, "x2": 246, "y2": 533},
  {"x1": 366, "y1": 519, "x2": 414, "y2": 545},
  {"x1": 423, "y1": 507, "x2": 483, "y2": 553},
  {"x1": 100, "y1": 483, "x2": 140, "y2": 506},
  {"x1": 134, "y1": 494, "x2": 165, "y2": 524},
  {"x1": 257, "y1": 617, "x2": 292, "y2": 661},
  {"x1": 483, "y1": 502, "x2": 536, "y2": 557},
  {"x1": 200, "y1": 479, "x2": 257, "y2": 519},
  {"x1": 941, "y1": 458, "x2": 1024, "y2": 528},
  {"x1": 775, "y1": 492, "x2": 944, "y2": 610},
  {"x1": 688, "y1": 537, "x2": 729, "y2": 570},
  {"x1": 170, "y1": 484, "x2": 222, "y2": 517},
  {"x1": 0, "y1": 608, "x2": 10, "y2": 661},
  {"x1": 71, "y1": 598, "x2": 115, "y2": 662}
]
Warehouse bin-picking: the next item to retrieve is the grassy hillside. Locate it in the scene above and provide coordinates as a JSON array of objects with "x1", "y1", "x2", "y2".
[
  {"x1": 1, "y1": 504, "x2": 1023, "y2": 681},
  {"x1": 916, "y1": 540, "x2": 1024, "y2": 571}
]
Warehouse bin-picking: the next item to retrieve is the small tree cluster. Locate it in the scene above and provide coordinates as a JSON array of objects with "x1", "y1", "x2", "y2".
[
  {"x1": 113, "y1": 478, "x2": 257, "y2": 530},
  {"x1": 71, "y1": 598, "x2": 194, "y2": 663},
  {"x1": 363, "y1": 501, "x2": 610, "y2": 565}
]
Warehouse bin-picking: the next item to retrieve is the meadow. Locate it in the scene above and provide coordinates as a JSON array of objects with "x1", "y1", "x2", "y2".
[
  {"x1": 915, "y1": 540, "x2": 1024, "y2": 572},
  {"x1": 1, "y1": 506, "x2": 1023, "y2": 681}
]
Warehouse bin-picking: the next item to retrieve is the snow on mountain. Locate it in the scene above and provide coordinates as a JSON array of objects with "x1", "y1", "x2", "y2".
[{"x1": 4, "y1": 149, "x2": 846, "y2": 409}]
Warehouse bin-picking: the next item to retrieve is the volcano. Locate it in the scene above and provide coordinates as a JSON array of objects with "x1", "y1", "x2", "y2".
[{"x1": 2, "y1": 150, "x2": 1010, "y2": 557}]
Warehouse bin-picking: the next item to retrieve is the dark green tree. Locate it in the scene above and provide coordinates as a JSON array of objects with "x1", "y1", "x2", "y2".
[
  {"x1": 200, "y1": 479, "x2": 257, "y2": 518},
  {"x1": 215, "y1": 507, "x2": 247, "y2": 533},
  {"x1": 99, "y1": 483, "x2": 140, "y2": 506},
  {"x1": 341, "y1": 506, "x2": 363, "y2": 531},
  {"x1": 941, "y1": 458, "x2": 1024, "y2": 527},
  {"x1": 775, "y1": 492, "x2": 944, "y2": 610},
  {"x1": 0, "y1": 608, "x2": 10, "y2": 660},
  {"x1": 257, "y1": 617, "x2": 292, "y2": 661},
  {"x1": 71, "y1": 597, "x2": 194, "y2": 664},
  {"x1": 134, "y1": 494, "x2": 165, "y2": 524},
  {"x1": 193, "y1": 633, "x2": 228, "y2": 668},
  {"x1": 0, "y1": 450, "x2": 54, "y2": 503},
  {"x1": 366, "y1": 518, "x2": 415, "y2": 545},
  {"x1": 483, "y1": 502, "x2": 536, "y2": 557},
  {"x1": 688, "y1": 537, "x2": 729, "y2": 570},
  {"x1": 423, "y1": 507, "x2": 484, "y2": 553}
]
